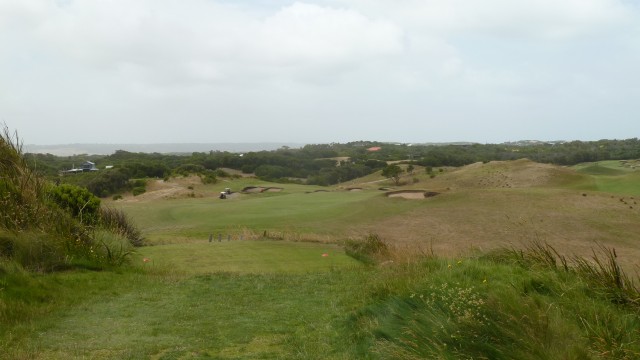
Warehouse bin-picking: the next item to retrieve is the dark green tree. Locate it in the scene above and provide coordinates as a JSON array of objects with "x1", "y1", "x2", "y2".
[{"x1": 382, "y1": 164, "x2": 404, "y2": 186}]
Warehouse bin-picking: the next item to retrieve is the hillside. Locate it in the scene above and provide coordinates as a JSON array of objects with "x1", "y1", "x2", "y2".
[
  {"x1": 3, "y1": 144, "x2": 640, "y2": 358},
  {"x1": 104, "y1": 158, "x2": 640, "y2": 272}
]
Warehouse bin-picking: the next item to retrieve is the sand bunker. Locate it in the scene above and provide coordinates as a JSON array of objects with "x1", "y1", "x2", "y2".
[
  {"x1": 241, "y1": 186, "x2": 283, "y2": 193},
  {"x1": 386, "y1": 190, "x2": 440, "y2": 199}
]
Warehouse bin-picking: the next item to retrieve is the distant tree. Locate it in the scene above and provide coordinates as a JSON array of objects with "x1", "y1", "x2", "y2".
[
  {"x1": 407, "y1": 164, "x2": 415, "y2": 175},
  {"x1": 382, "y1": 164, "x2": 403, "y2": 186}
]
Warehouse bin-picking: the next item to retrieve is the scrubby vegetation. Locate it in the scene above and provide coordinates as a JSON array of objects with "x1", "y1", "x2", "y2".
[
  {"x1": 0, "y1": 126, "x2": 142, "y2": 272},
  {"x1": 24, "y1": 138, "x2": 640, "y2": 198}
]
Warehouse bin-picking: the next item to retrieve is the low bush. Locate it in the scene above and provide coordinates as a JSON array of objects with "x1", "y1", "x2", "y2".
[
  {"x1": 99, "y1": 207, "x2": 144, "y2": 247},
  {"x1": 48, "y1": 183, "x2": 101, "y2": 225},
  {"x1": 200, "y1": 171, "x2": 217, "y2": 184},
  {"x1": 344, "y1": 233, "x2": 389, "y2": 265}
]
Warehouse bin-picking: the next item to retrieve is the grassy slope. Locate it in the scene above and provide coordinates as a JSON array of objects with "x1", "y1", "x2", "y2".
[
  {"x1": 116, "y1": 160, "x2": 640, "y2": 270},
  {"x1": 138, "y1": 240, "x2": 358, "y2": 274},
  {"x1": 115, "y1": 183, "x2": 426, "y2": 243},
  {"x1": 4, "y1": 247, "x2": 639, "y2": 359},
  {"x1": 2, "y1": 242, "x2": 367, "y2": 359},
  {"x1": 3, "y1": 269, "x2": 370, "y2": 359},
  {"x1": 3, "y1": 159, "x2": 640, "y2": 358}
]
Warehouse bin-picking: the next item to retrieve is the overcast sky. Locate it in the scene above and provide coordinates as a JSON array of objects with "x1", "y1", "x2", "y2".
[{"x1": 2, "y1": 0, "x2": 639, "y2": 145}]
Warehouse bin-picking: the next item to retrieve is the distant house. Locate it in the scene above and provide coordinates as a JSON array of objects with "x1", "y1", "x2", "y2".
[
  {"x1": 62, "y1": 161, "x2": 99, "y2": 175},
  {"x1": 367, "y1": 146, "x2": 382, "y2": 152},
  {"x1": 80, "y1": 161, "x2": 98, "y2": 172}
]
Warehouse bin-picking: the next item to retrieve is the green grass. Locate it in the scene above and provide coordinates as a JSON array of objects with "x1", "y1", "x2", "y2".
[
  {"x1": 350, "y1": 251, "x2": 640, "y2": 359},
  {"x1": 570, "y1": 163, "x2": 640, "y2": 196},
  {"x1": 1, "y1": 254, "x2": 372, "y2": 359},
  {"x1": 117, "y1": 184, "x2": 425, "y2": 243},
  {"x1": 4, "y1": 159, "x2": 640, "y2": 359},
  {"x1": 137, "y1": 240, "x2": 360, "y2": 274},
  {"x1": 3, "y1": 271, "x2": 369, "y2": 359},
  {"x1": 573, "y1": 160, "x2": 640, "y2": 174},
  {"x1": 4, "y1": 243, "x2": 639, "y2": 359}
]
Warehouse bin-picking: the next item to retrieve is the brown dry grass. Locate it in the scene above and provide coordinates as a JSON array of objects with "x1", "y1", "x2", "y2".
[
  {"x1": 348, "y1": 160, "x2": 640, "y2": 272},
  {"x1": 410, "y1": 159, "x2": 587, "y2": 190},
  {"x1": 357, "y1": 188, "x2": 640, "y2": 272}
]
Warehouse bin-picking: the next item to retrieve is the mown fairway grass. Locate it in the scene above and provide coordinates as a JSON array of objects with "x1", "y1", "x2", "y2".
[
  {"x1": 2, "y1": 241, "x2": 369, "y2": 360},
  {"x1": 117, "y1": 186, "x2": 426, "y2": 243},
  {"x1": 573, "y1": 160, "x2": 640, "y2": 196},
  {"x1": 138, "y1": 240, "x2": 358, "y2": 274},
  {"x1": 3, "y1": 269, "x2": 370, "y2": 359}
]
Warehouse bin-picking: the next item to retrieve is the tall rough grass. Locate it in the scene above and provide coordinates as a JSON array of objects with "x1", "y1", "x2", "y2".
[
  {"x1": 0, "y1": 125, "x2": 140, "y2": 270},
  {"x1": 502, "y1": 240, "x2": 640, "y2": 309},
  {"x1": 99, "y1": 207, "x2": 144, "y2": 247},
  {"x1": 353, "y1": 241, "x2": 640, "y2": 359}
]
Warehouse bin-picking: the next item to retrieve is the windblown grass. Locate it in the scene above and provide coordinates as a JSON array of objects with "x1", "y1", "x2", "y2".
[
  {"x1": 0, "y1": 125, "x2": 142, "y2": 270},
  {"x1": 2, "y1": 238, "x2": 639, "y2": 358},
  {"x1": 358, "y1": 241, "x2": 640, "y2": 359}
]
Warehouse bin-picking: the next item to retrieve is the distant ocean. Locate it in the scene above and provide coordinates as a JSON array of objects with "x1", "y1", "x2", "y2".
[{"x1": 24, "y1": 143, "x2": 305, "y2": 156}]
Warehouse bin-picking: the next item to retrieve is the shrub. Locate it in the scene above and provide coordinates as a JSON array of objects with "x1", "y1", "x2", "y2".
[
  {"x1": 215, "y1": 169, "x2": 231, "y2": 178},
  {"x1": 85, "y1": 168, "x2": 130, "y2": 197},
  {"x1": 200, "y1": 171, "x2": 218, "y2": 184},
  {"x1": 132, "y1": 187, "x2": 146, "y2": 196},
  {"x1": 130, "y1": 179, "x2": 147, "y2": 188},
  {"x1": 48, "y1": 184, "x2": 101, "y2": 225},
  {"x1": 174, "y1": 164, "x2": 205, "y2": 176}
]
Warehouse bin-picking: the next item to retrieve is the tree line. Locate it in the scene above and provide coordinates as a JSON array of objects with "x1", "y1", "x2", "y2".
[{"x1": 24, "y1": 138, "x2": 640, "y2": 197}]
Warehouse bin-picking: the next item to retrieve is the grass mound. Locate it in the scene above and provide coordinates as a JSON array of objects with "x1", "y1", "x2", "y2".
[{"x1": 577, "y1": 164, "x2": 627, "y2": 176}]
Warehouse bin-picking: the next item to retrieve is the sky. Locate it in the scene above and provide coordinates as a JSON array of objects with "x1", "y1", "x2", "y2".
[{"x1": 1, "y1": 0, "x2": 639, "y2": 146}]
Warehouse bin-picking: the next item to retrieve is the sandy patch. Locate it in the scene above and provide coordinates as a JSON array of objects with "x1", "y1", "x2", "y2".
[
  {"x1": 386, "y1": 190, "x2": 439, "y2": 199},
  {"x1": 388, "y1": 192, "x2": 425, "y2": 199},
  {"x1": 242, "y1": 186, "x2": 263, "y2": 193},
  {"x1": 119, "y1": 179, "x2": 191, "y2": 202},
  {"x1": 241, "y1": 186, "x2": 283, "y2": 193}
]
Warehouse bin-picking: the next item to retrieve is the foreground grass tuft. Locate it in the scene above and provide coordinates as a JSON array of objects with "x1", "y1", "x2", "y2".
[{"x1": 357, "y1": 243, "x2": 640, "y2": 359}]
